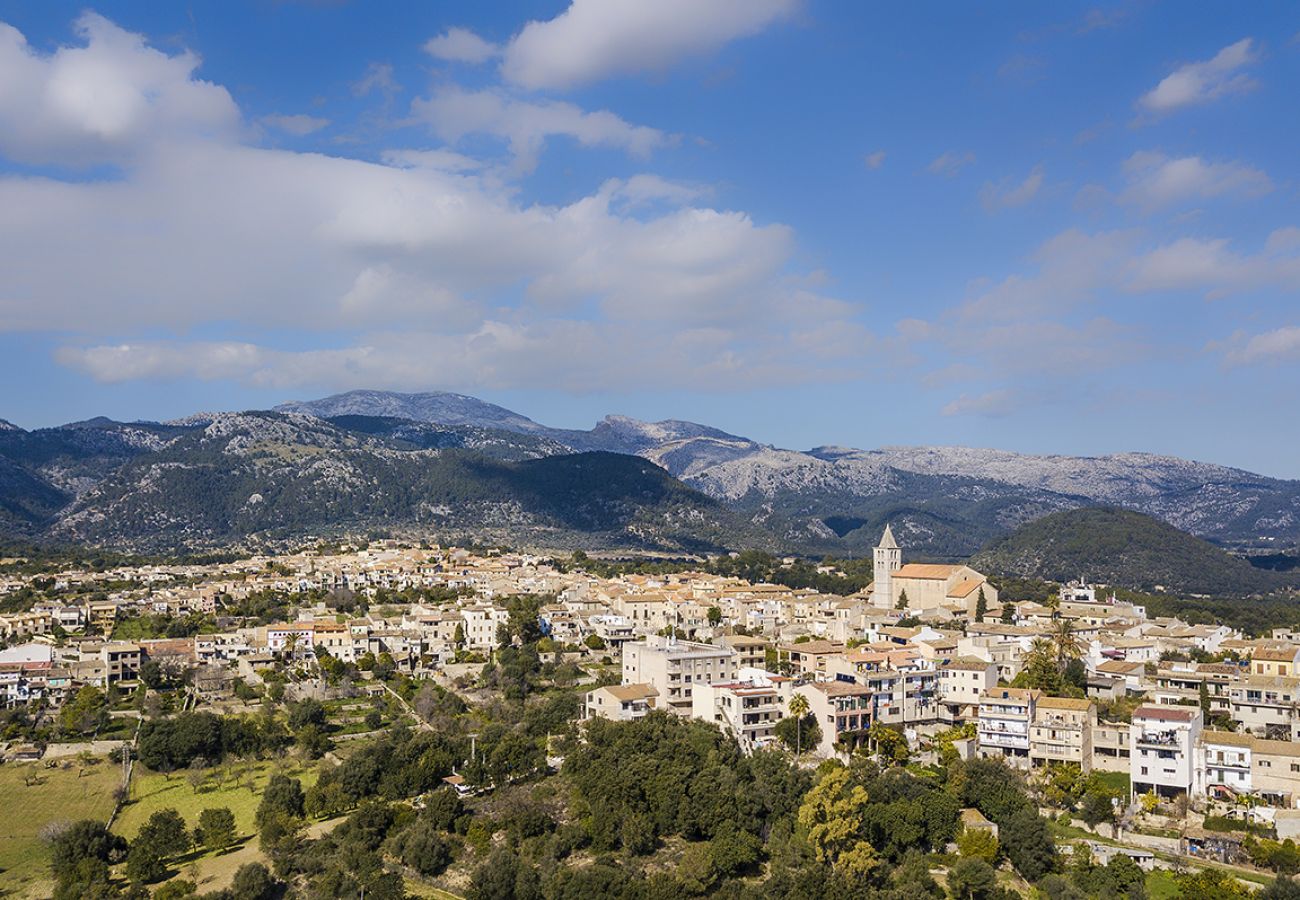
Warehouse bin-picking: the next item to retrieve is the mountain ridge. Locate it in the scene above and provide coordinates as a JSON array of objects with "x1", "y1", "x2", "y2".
[{"x1": 1, "y1": 390, "x2": 1297, "y2": 563}]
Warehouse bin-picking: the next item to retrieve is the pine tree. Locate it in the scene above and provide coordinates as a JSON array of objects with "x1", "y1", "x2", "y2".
[{"x1": 896, "y1": 589, "x2": 909, "y2": 611}]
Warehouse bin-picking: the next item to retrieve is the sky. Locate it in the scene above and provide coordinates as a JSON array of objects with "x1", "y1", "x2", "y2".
[{"x1": 1, "y1": 2, "x2": 1298, "y2": 477}]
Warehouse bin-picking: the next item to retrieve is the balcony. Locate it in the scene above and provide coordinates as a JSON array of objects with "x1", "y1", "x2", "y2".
[
  {"x1": 1136, "y1": 731, "x2": 1180, "y2": 747},
  {"x1": 981, "y1": 732, "x2": 1029, "y2": 748}
]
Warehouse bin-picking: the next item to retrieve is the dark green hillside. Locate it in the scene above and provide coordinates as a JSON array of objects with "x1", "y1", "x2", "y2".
[
  {"x1": 0, "y1": 456, "x2": 69, "y2": 534},
  {"x1": 971, "y1": 506, "x2": 1291, "y2": 596}
]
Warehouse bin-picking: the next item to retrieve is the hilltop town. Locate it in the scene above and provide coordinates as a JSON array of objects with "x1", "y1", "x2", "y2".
[{"x1": 4, "y1": 528, "x2": 1300, "y2": 898}]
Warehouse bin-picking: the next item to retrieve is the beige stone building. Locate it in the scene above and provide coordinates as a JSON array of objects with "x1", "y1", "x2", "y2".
[
  {"x1": 1253, "y1": 646, "x2": 1300, "y2": 678},
  {"x1": 1229, "y1": 675, "x2": 1300, "y2": 739},
  {"x1": 794, "y1": 680, "x2": 875, "y2": 758},
  {"x1": 1252, "y1": 738, "x2": 1300, "y2": 808},
  {"x1": 585, "y1": 683, "x2": 658, "y2": 722},
  {"x1": 1030, "y1": 696, "x2": 1096, "y2": 772},
  {"x1": 621, "y1": 635, "x2": 735, "y2": 716},
  {"x1": 1091, "y1": 721, "x2": 1131, "y2": 773},
  {"x1": 938, "y1": 657, "x2": 998, "y2": 726},
  {"x1": 867, "y1": 526, "x2": 996, "y2": 613},
  {"x1": 719, "y1": 634, "x2": 770, "y2": 669}
]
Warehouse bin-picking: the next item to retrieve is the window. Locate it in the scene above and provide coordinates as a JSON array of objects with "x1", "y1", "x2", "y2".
[{"x1": 1141, "y1": 766, "x2": 1149, "y2": 775}]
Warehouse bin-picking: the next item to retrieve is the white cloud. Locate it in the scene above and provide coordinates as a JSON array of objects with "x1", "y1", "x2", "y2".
[
  {"x1": 979, "y1": 165, "x2": 1044, "y2": 211},
  {"x1": 1128, "y1": 229, "x2": 1300, "y2": 295},
  {"x1": 500, "y1": 0, "x2": 799, "y2": 90},
  {"x1": 352, "y1": 62, "x2": 399, "y2": 98},
  {"x1": 1139, "y1": 38, "x2": 1258, "y2": 114},
  {"x1": 927, "y1": 151, "x2": 974, "y2": 177},
  {"x1": 261, "y1": 113, "x2": 330, "y2": 136},
  {"x1": 863, "y1": 150, "x2": 886, "y2": 170},
  {"x1": 0, "y1": 15, "x2": 868, "y2": 394},
  {"x1": 379, "y1": 148, "x2": 483, "y2": 173},
  {"x1": 58, "y1": 316, "x2": 866, "y2": 393},
  {"x1": 0, "y1": 12, "x2": 239, "y2": 166},
  {"x1": 411, "y1": 85, "x2": 671, "y2": 173},
  {"x1": 424, "y1": 27, "x2": 498, "y2": 64},
  {"x1": 600, "y1": 174, "x2": 709, "y2": 208},
  {"x1": 1221, "y1": 326, "x2": 1300, "y2": 367},
  {"x1": 1119, "y1": 151, "x2": 1271, "y2": 209},
  {"x1": 959, "y1": 229, "x2": 1136, "y2": 320}
]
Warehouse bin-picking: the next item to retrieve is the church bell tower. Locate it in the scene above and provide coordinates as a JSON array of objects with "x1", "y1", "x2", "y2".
[{"x1": 872, "y1": 524, "x2": 902, "y2": 608}]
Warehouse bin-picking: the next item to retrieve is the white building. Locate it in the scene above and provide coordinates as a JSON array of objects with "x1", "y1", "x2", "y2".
[
  {"x1": 1195, "y1": 730, "x2": 1254, "y2": 800},
  {"x1": 1131, "y1": 705, "x2": 1202, "y2": 799},
  {"x1": 977, "y1": 688, "x2": 1039, "y2": 766},
  {"x1": 691, "y1": 667, "x2": 792, "y2": 752}
]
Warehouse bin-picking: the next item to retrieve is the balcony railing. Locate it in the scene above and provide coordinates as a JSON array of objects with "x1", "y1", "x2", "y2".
[{"x1": 981, "y1": 732, "x2": 1028, "y2": 747}]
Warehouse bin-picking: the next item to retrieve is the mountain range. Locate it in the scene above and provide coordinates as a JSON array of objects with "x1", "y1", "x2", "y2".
[
  {"x1": 277, "y1": 391, "x2": 1300, "y2": 556},
  {"x1": 0, "y1": 390, "x2": 1297, "y2": 567}
]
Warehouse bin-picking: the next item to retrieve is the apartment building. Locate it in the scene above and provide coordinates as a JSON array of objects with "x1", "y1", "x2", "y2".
[
  {"x1": 1131, "y1": 706, "x2": 1202, "y2": 799},
  {"x1": 1150, "y1": 662, "x2": 1236, "y2": 718},
  {"x1": 1229, "y1": 675, "x2": 1300, "y2": 739},
  {"x1": 692, "y1": 668, "x2": 792, "y2": 752},
  {"x1": 1195, "y1": 730, "x2": 1253, "y2": 800},
  {"x1": 589, "y1": 615, "x2": 636, "y2": 649},
  {"x1": 100, "y1": 642, "x2": 141, "y2": 685},
  {"x1": 718, "y1": 635, "x2": 770, "y2": 670},
  {"x1": 1030, "y1": 697, "x2": 1096, "y2": 772},
  {"x1": 459, "y1": 605, "x2": 509, "y2": 651},
  {"x1": 0, "y1": 643, "x2": 53, "y2": 706},
  {"x1": 621, "y1": 635, "x2": 735, "y2": 716},
  {"x1": 777, "y1": 640, "x2": 847, "y2": 678},
  {"x1": 977, "y1": 688, "x2": 1040, "y2": 766},
  {"x1": 1250, "y1": 738, "x2": 1300, "y2": 809},
  {"x1": 1091, "y1": 721, "x2": 1131, "y2": 773},
  {"x1": 585, "y1": 683, "x2": 658, "y2": 722},
  {"x1": 795, "y1": 680, "x2": 875, "y2": 758},
  {"x1": 938, "y1": 657, "x2": 998, "y2": 725}
]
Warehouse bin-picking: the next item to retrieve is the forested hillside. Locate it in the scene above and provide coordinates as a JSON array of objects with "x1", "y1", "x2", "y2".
[{"x1": 971, "y1": 506, "x2": 1291, "y2": 596}]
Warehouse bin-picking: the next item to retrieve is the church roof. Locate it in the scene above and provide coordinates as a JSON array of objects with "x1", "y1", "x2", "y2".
[
  {"x1": 893, "y1": 563, "x2": 964, "y2": 580},
  {"x1": 878, "y1": 524, "x2": 898, "y2": 550}
]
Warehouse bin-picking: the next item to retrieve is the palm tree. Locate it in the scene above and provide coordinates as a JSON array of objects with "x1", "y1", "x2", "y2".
[
  {"x1": 788, "y1": 692, "x2": 810, "y2": 755},
  {"x1": 1051, "y1": 618, "x2": 1083, "y2": 669},
  {"x1": 1025, "y1": 637, "x2": 1056, "y2": 672}
]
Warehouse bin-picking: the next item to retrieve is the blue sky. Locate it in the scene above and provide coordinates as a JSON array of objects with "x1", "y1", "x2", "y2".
[{"x1": 1, "y1": 2, "x2": 1298, "y2": 476}]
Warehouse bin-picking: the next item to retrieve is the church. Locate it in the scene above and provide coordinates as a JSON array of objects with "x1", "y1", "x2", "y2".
[{"x1": 868, "y1": 524, "x2": 998, "y2": 614}]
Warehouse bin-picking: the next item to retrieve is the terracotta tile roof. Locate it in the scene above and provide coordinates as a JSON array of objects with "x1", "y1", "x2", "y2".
[{"x1": 893, "y1": 564, "x2": 964, "y2": 580}]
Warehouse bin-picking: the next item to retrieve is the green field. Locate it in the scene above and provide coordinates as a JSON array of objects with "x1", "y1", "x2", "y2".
[
  {"x1": 1092, "y1": 770, "x2": 1131, "y2": 794},
  {"x1": 0, "y1": 760, "x2": 122, "y2": 898},
  {"x1": 114, "y1": 759, "x2": 319, "y2": 842},
  {"x1": 1145, "y1": 868, "x2": 1181, "y2": 899}
]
